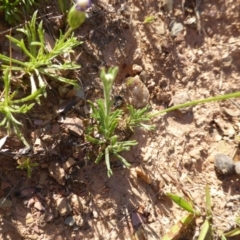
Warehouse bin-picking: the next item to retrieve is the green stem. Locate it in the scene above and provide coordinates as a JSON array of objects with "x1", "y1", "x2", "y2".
[
  {"x1": 150, "y1": 91, "x2": 240, "y2": 117},
  {"x1": 60, "y1": 28, "x2": 74, "y2": 43}
]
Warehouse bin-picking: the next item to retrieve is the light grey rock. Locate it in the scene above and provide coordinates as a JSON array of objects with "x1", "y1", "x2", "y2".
[{"x1": 214, "y1": 153, "x2": 234, "y2": 175}]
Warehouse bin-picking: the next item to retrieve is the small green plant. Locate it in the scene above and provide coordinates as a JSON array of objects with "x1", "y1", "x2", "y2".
[
  {"x1": 0, "y1": 11, "x2": 81, "y2": 93},
  {"x1": 223, "y1": 216, "x2": 240, "y2": 238},
  {"x1": 17, "y1": 156, "x2": 38, "y2": 178},
  {"x1": 86, "y1": 67, "x2": 154, "y2": 177},
  {"x1": 162, "y1": 185, "x2": 212, "y2": 240},
  {"x1": 0, "y1": 0, "x2": 37, "y2": 25},
  {"x1": 0, "y1": 69, "x2": 40, "y2": 146},
  {"x1": 0, "y1": 1, "x2": 91, "y2": 145},
  {"x1": 143, "y1": 15, "x2": 156, "y2": 24},
  {"x1": 127, "y1": 105, "x2": 155, "y2": 131}
]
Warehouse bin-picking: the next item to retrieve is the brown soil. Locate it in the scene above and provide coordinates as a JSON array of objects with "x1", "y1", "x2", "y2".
[{"x1": 1, "y1": 0, "x2": 240, "y2": 239}]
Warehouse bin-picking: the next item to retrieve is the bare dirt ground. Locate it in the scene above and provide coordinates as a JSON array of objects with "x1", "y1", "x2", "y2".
[{"x1": 1, "y1": 0, "x2": 240, "y2": 239}]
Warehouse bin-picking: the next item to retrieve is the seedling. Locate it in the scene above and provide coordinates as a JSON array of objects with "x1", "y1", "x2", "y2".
[
  {"x1": 86, "y1": 67, "x2": 154, "y2": 177},
  {"x1": 17, "y1": 157, "x2": 38, "y2": 178},
  {"x1": 0, "y1": 1, "x2": 91, "y2": 145},
  {"x1": 162, "y1": 185, "x2": 212, "y2": 240},
  {"x1": 144, "y1": 15, "x2": 156, "y2": 24},
  {"x1": 0, "y1": 69, "x2": 39, "y2": 146},
  {"x1": 0, "y1": 11, "x2": 81, "y2": 94}
]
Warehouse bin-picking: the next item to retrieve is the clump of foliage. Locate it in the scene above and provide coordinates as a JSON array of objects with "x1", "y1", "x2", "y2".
[
  {"x1": 0, "y1": 69, "x2": 38, "y2": 146},
  {"x1": 162, "y1": 185, "x2": 211, "y2": 240},
  {"x1": 143, "y1": 15, "x2": 156, "y2": 24},
  {"x1": 86, "y1": 67, "x2": 154, "y2": 177},
  {"x1": 17, "y1": 156, "x2": 38, "y2": 178},
  {"x1": 0, "y1": 0, "x2": 37, "y2": 25},
  {"x1": 163, "y1": 185, "x2": 240, "y2": 239},
  {"x1": 0, "y1": 1, "x2": 91, "y2": 145}
]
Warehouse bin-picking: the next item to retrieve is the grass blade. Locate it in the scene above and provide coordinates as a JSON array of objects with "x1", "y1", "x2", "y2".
[
  {"x1": 167, "y1": 193, "x2": 195, "y2": 213},
  {"x1": 224, "y1": 228, "x2": 240, "y2": 237},
  {"x1": 198, "y1": 219, "x2": 210, "y2": 240},
  {"x1": 161, "y1": 213, "x2": 195, "y2": 240}
]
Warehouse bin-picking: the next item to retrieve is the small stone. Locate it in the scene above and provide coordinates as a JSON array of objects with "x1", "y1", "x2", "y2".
[
  {"x1": 48, "y1": 162, "x2": 66, "y2": 186},
  {"x1": 184, "y1": 16, "x2": 197, "y2": 25},
  {"x1": 222, "y1": 53, "x2": 232, "y2": 68},
  {"x1": 170, "y1": 22, "x2": 184, "y2": 37},
  {"x1": 139, "y1": 71, "x2": 148, "y2": 83},
  {"x1": 62, "y1": 117, "x2": 84, "y2": 137},
  {"x1": 235, "y1": 162, "x2": 240, "y2": 175},
  {"x1": 63, "y1": 158, "x2": 76, "y2": 170},
  {"x1": 212, "y1": 129, "x2": 222, "y2": 142},
  {"x1": 26, "y1": 213, "x2": 34, "y2": 224},
  {"x1": 214, "y1": 118, "x2": 235, "y2": 137},
  {"x1": 131, "y1": 212, "x2": 144, "y2": 227},
  {"x1": 214, "y1": 153, "x2": 234, "y2": 175},
  {"x1": 69, "y1": 194, "x2": 83, "y2": 210},
  {"x1": 222, "y1": 107, "x2": 240, "y2": 117},
  {"x1": 124, "y1": 75, "x2": 149, "y2": 109},
  {"x1": 135, "y1": 166, "x2": 152, "y2": 184},
  {"x1": 34, "y1": 201, "x2": 44, "y2": 211},
  {"x1": 64, "y1": 216, "x2": 75, "y2": 226},
  {"x1": 154, "y1": 21, "x2": 165, "y2": 35},
  {"x1": 74, "y1": 215, "x2": 84, "y2": 227},
  {"x1": 92, "y1": 210, "x2": 98, "y2": 219},
  {"x1": 132, "y1": 64, "x2": 143, "y2": 74},
  {"x1": 171, "y1": 92, "x2": 191, "y2": 113},
  {"x1": 188, "y1": 148, "x2": 202, "y2": 159},
  {"x1": 34, "y1": 138, "x2": 41, "y2": 146},
  {"x1": 56, "y1": 197, "x2": 72, "y2": 216}
]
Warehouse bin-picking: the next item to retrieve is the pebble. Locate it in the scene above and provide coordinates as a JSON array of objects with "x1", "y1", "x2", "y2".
[
  {"x1": 214, "y1": 118, "x2": 235, "y2": 137},
  {"x1": 124, "y1": 75, "x2": 149, "y2": 109},
  {"x1": 171, "y1": 92, "x2": 191, "y2": 113},
  {"x1": 69, "y1": 194, "x2": 83, "y2": 210},
  {"x1": 63, "y1": 158, "x2": 76, "y2": 170},
  {"x1": 56, "y1": 197, "x2": 72, "y2": 216},
  {"x1": 214, "y1": 153, "x2": 234, "y2": 175},
  {"x1": 34, "y1": 201, "x2": 44, "y2": 211},
  {"x1": 221, "y1": 53, "x2": 232, "y2": 68},
  {"x1": 222, "y1": 107, "x2": 240, "y2": 117},
  {"x1": 170, "y1": 21, "x2": 184, "y2": 37},
  {"x1": 132, "y1": 64, "x2": 143, "y2": 74},
  {"x1": 234, "y1": 161, "x2": 240, "y2": 175},
  {"x1": 62, "y1": 117, "x2": 84, "y2": 137},
  {"x1": 64, "y1": 216, "x2": 75, "y2": 226},
  {"x1": 131, "y1": 212, "x2": 144, "y2": 227},
  {"x1": 48, "y1": 162, "x2": 66, "y2": 185}
]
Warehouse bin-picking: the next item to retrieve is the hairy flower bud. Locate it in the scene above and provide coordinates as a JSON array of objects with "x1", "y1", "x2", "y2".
[{"x1": 68, "y1": 0, "x2": 91, "y2": 29}]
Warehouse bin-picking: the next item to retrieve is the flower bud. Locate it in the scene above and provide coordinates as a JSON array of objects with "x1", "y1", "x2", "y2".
[{"x1": 68, "y1": 0, "x2": 91, "y2": 29}]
